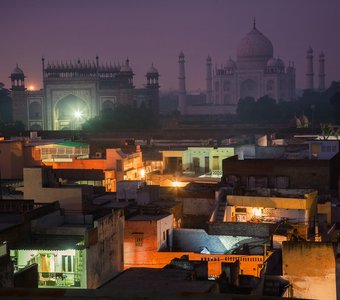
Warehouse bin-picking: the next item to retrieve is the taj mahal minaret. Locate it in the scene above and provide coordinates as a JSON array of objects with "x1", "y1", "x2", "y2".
[
  {"x1": 206, "y1": 56, "x2": 213, "y2": 104},
  {"x1": 178, "y1": 51, "x2": 186, "y2": 114},
  {"x1": 318, "y1": 52, "x2": 325, "y2": 90},
  {"x1": 306, "y1": 47, "x2": 314, "y2": 90}
]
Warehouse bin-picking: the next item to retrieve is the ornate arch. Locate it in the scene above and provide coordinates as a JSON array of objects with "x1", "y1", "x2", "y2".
[
  {"x1": 240, "y1": 79, "x2": 257, "y2": 99},
  {"x1": 54, "y1": 94, "x2": 89, "y2": 130}
]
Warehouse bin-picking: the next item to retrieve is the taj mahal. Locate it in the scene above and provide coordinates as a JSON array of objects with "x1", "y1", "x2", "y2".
[{"x1": 178, "y1": 20, "x2": 326, "y2": 115}]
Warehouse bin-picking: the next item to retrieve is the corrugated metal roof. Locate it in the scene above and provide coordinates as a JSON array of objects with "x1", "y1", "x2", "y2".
[{"x1": 56, "y1": 141, "x2": 88, "y2": 147}]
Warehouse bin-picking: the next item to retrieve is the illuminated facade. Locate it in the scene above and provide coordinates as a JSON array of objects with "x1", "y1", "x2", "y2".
[
  {"x1": 162, "y1": 147, "x2": 234, "y2": 177},
  {"x1": 44, "y1": 147, "x2": 144, "y2": 192},
  {"x1": 211, "y1": 189, "x2": 318, "y2": 239},
  {"x1": 10, "y1": 58, "x2": 159, "y2": 130},
  {"x1": 10, "y1": 209, "x2": 124, "y2": 289}
]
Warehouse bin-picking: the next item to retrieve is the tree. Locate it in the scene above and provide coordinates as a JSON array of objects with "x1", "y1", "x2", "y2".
[
  {"x1": 82, "y1": 105, "x2": 160, "y2": 131},
  {"x1": 255, "y1": 95, "x2": 280, "y2": 122},
  {"x1": 236, "y1": 97, "x2": 256, "y2": 122},
  {"x1": 330, "y1": 92, "x2": 340, "y2": 124}
]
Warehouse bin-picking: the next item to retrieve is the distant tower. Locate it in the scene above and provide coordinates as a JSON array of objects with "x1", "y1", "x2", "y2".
[
  {"x1": 10, "y1": 64, "x2": 28, "y2": 126},
  {"x1": 178, "y1": 51, "x2": 186, "y2": 114},
  {"x1": 146, "y1": 64, "x2": 159, "y2": 88},
  {"x1": 206, "y1": 56, "x2": 212, "y2": 104},
  {"x1": 318, "y1": 52, "x2": 325, "y2": 90},
  {"x1": 146, "y1": 64, "x2": 160, "y2": 115},
  {"x1": 10, "y1": 64, "x2": 25, "y2": 91},
  {"x1": 120, "y1": 58, "x2": 134, "y2": 88},
  {"x1": 306, "y1": 47, "x2": 314, "y2": 90}
]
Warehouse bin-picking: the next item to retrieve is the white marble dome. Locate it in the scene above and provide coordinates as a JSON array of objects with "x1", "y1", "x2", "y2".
[{"x1": 237, "y1": 26, "x2": 273, "y2": 60}]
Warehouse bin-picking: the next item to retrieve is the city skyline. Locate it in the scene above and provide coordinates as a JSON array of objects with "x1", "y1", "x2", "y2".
[{"x1": 1, "y1": 0, "x2": 340, "y2": 92}]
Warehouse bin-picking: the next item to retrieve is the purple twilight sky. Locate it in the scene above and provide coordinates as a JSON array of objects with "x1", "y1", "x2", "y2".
[{"x1": 1, "y1": 0, "x2": 340, "y2": 92}]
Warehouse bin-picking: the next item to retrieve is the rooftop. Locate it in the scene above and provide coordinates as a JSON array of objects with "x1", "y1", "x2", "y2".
[
  {"x1": 127, "y1": 213, "x2": 170, "y2": 221},
  {"x1": 173, "y1": 228, "x2": 264, "y2": 254},
  {"x1": 100, "y1": 268, "x2": 217, "y2": 295}
]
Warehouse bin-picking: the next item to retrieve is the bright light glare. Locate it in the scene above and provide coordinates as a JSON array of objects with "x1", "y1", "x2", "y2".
[
  {"x1": 172, "y1": 181, "x2": 181, "y2": 187},
  {"x1": 140, "y1": 169, "x2": 145, "y2": 178},
  {"x1": 74, "y1": 110, "x2": 83, "y2": 119},
  {"x1": 28, "y1": 85, "x2": 35, "y2": 91}
]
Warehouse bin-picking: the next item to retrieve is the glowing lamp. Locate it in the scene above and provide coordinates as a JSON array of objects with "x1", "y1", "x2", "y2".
[
  {"x1": 73, "y1": 110, "x2": 83, "y2": 119},
  {"x1": 252, "y1": 207, "x2": 262, "y2": 217},
  {"x1": 172, "y1": 181, "x2": 181, "y2": 187},
  {"x1": 140, "y1": 169, "x2": 145, "y2": 178}
]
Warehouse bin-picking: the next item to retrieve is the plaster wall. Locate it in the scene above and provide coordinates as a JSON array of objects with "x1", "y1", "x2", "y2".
[
  {"x1": 283, "y1": 242, "x2": 336, "y2": 300},
  {"x1": 86, "y1": 210, "x2": 124, "y2": 288}
]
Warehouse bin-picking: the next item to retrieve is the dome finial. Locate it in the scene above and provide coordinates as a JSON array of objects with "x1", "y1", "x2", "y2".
[{"x1": 253, "y1": 17, "x2": 256, "y2": 29}]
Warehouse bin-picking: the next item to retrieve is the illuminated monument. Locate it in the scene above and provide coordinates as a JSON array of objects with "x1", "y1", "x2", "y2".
[
  {"x1": 178, "y1": 20, "x2": 312, "y2": 115},
  {"x1": 10, "y1": 57, "x2": 159, "y2": 130}
]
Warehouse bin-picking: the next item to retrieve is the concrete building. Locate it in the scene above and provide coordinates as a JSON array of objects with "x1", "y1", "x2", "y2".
[
  {"x1": 44, "y1": 147, "x2": 144, "y2": 192},
  {"x1": 210, "y1": 188, "x2": 318, "y2": 240},
  {"x1": 10, "y1": 208, "x2": 124, "y2": 289},
  {"x1": 10, "y1": 57, "x2": 159, "y2": 130},
  {"x1": 306, "y1": 139, "x2": 339, "y2": 160},
  {"x1": 282, "y1": 242, "x2": 337, "y2": 300},
  {"x1": 124, "y1": 213, "x2": 173, "y2": 269},
  {"x1": 22, "y1": 167, "x2": 96, "y2": 211},
  {"x1": 162, "y1": 147, "x2": 234, "y2": 177},
  {"x1": 222, "y1": 154, "x2": 340, "y2": 193}
]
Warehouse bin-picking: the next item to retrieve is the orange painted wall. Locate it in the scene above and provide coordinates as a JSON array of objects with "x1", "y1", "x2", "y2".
[
  {"x1": 124, "y1": 220, "x2": 264, "y2": 278},
  {"x1": 124, "y1": 251, "x2": 264, "y2": 278}
]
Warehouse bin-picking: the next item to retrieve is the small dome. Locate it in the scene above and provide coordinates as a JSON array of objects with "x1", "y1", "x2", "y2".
[
  {"x1": 266, "y1": 58, "x2": 277, "y2": 67},
  {"x1": 11, "y1": 64, "x2": 24, "y2": 75},
  {"x1": 237, "y1": 26, "x2": 273, "y2": 60},
  {"x1": 307, "y1": 46, "x2": 313, "y2": 53},
  {"x1": 121, "y1": 59, "x2": 133, "y2": 72},
  {"x1": 225, "y1": 58, "x2": 236, "y2": 69},
  {"x1": 147, "y1": 64, "x2": 158, "y2": 74},
  {"x1": 267, "y1": 57, "x2": 285, "y2": 68},
  {"x1": 276, "y1": 58, "x2": 285, "y2": 68},
  {"x1": 179, "y1": 51, "x2": 185, "y2": 58}
]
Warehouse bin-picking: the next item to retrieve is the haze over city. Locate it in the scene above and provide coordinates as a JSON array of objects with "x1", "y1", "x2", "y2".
[{"x1": 1, "y1": 0, "x2": 340, "y2": 91}]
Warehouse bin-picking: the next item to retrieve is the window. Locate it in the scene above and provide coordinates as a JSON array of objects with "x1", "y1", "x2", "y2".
[{"x1": 135, "y1": 237, "x2": 143, "y2": 247}]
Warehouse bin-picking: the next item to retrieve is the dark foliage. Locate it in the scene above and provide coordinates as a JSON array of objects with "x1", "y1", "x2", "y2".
[
  {"x1": 0, "y1": 121, "x2": 25, "y2": 136},
  {"x1": 82, "y1": 105, "x2": 160, "y2": 131},
  {"x1": 236, "y1": 81, "x2": 340, "y2": 125}
]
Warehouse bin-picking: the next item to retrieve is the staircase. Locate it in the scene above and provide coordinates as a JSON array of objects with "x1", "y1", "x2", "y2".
[{"x1": 210, "y1": 188, "x2": 233, "y2": 222}]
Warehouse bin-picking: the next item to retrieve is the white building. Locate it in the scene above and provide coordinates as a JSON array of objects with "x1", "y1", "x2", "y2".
[{"x1": 178, "y1": 20, "x2": 326, "y2": 115}]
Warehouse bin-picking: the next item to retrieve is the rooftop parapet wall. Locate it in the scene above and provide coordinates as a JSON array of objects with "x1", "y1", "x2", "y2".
[{"x1": 208, "y1": 222, "x2": 275, "y2": 238}]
